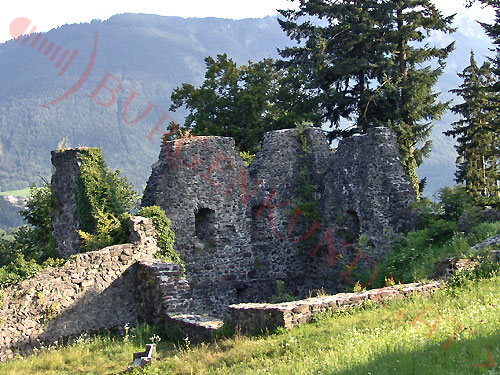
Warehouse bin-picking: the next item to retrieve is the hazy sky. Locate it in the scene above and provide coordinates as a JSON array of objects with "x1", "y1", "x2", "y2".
[{"x1": 0, "y1": 0, "x2": 495, "y2": 44}]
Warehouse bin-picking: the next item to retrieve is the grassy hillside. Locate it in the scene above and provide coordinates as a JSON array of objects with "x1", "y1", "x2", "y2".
[
  {"x1": 0, "y1": 189, "x2": 30, "y2": 197},
  {"x1": 0, "y1": 274, "x2": 499, "y2": 375}
]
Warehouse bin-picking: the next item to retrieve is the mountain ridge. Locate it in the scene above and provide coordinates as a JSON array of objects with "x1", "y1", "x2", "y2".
[{"x1": 0, "y1": 13, "x2": 494, "y2": 204}]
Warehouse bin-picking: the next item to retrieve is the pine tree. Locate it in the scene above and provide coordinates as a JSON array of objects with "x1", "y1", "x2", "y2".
[
  {"x1": 445, "y1": 51, "x2": 499, "y2": 205},
  {"x1": 278, "y1": 0, "x2": 454, "y2": 197}
]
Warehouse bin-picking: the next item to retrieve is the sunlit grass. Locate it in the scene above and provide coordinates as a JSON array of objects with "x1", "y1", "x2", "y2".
[
  {"x1": 1, "y1": 274, "x2": 500, "y2": 375},
  {"x1": 158, "y1": 275, "x2": 500, "y2": 375},
  {"x1": 0, "y1": 188, "x2": 30, "y2": 197}
]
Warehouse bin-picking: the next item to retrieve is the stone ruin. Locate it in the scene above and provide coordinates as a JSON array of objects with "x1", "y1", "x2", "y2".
[
  {"x1": 51, "y1": 127, "x2": 415, "y2": 317},
  {"x1": 140, "y1": 126, "x2": 415, "y2": 316},
  {"x1": 0, "y1": 126, "x2": 416, "y2": 360}
]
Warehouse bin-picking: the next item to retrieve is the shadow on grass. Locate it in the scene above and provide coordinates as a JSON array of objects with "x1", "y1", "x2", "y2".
[{"x1": 331, "y1": 332, "x2": 500, "y2": 375}]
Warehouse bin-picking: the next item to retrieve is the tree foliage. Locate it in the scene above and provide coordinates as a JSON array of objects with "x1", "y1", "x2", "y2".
[
  {"x1": 445, "y1": 52, "x2": 500, "y2": 206},
  {"x1": 170, "y1": 54, "x2": 320, "y2": 153},
  {"x1": 278, "y1": 0, "x2": 455, "y2": 196}
]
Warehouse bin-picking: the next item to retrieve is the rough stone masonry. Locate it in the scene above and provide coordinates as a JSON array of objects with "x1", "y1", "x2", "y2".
[
  {"x1": 0, "y1": 126, "x2": 416, "y2": 360},
  {"x1": 141, "y1": 126, "x2": 416, "y2": 316}
]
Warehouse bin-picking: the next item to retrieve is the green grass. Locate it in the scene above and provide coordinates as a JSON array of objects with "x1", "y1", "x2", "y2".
[
  {"x1": 375, "y1": 221, "x2": 500, "y2": 286},
  {"x1": 2, "y1": 274, "x2": 500, "y2": 375},
  {"x1": 0, "y1": 188, "x2": 30, "y2": 197}
]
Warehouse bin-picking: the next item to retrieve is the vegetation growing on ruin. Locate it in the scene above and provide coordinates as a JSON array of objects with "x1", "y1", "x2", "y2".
[
  {"x1": 76, "y1": 148, "x2": 138, "y2": 252},
  {"x1": 291, "y1": 124, "x2": 322, "y2": 255},
  {"x1": 136, "y1": 206, "x2": 181, "y2": 266},
  {"x1": 238, "y1": 151, "x2": 255, "y2": 167}
]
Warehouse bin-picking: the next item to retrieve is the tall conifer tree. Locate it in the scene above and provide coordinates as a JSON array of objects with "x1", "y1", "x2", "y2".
[
  {"x1": 278, "y1": 0, "x2": 454, "y2": 196},
  {"x1": 445, "y1": 52, "x2": 499, "y2": 203}
]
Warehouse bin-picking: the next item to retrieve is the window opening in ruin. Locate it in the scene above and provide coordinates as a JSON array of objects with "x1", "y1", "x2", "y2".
[
  {"x1": 195, "y1": 208, "x2": 216, "y2": 242},
  {"x1": 236, "y1": 286, "x2": 249, "y2": 302},
  {"x1": 345, "y1": 210, "x2": 361, "y2": 242}
]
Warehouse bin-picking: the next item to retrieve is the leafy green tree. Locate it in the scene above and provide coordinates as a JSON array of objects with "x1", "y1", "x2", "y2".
[
  {"x1": 0, "y1": 183, "x2": 65, "y2": 288},
  {"x1": 278, "y1": 0, "x2": 455, "y2": 196},
  {"x1": 0, "y1": 183, "x2": 55, "y2": 266},
  {"x1": 19, "y1": 183, "x2": 55, "y2": 259},
  {"x1": 170, "y1": 54, "x2": 319, "y2": 153},
  {"x1": 445, "y1": 52, "x2": 499, "y2": 205}
]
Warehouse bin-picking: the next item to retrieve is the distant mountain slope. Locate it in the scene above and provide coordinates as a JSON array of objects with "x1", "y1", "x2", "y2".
[
  {"x1": 0, "y1": 14, "x2": 289, "y2": 192},
  {"x1": 0, "y1": 13, "x2": 494, "y2": 201}
]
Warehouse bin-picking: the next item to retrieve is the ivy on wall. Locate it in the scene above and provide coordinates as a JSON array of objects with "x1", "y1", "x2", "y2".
[
  {"x1": 292, "y1": 124, "x2": 322, "y2": 254},
  {"x1": 137, "y1": 206, "x2": 182, "y2": 267},
  {"x1": 76, "y1": 148, "x2": 138, "y2": 252}
]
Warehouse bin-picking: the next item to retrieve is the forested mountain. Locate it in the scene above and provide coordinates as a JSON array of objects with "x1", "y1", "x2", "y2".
[
  {"x1": 0, "y1": 14, "x2": 289, "y2": 193},
  {"x1": 0, "y1": 198, "x2": 23, "y2": 229},
  {"x1": 0, "y1": 13, "x2": 493, "y2": 202}
]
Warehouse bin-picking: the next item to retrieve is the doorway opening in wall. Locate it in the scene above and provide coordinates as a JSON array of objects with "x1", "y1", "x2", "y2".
[{"x1": 195, "y1": 208, "x2": 216, "y2": 243}]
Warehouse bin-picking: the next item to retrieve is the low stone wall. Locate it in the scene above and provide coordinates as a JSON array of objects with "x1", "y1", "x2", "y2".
[
  {"x1": 0, "y1": 216, "x2": 158, "y2": 361},
  {"x1": 229, "y1": 281, "x2": 441, "y2": 333}
]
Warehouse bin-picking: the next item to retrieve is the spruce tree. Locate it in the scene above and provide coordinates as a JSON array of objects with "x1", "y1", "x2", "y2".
[
  {"x1": 463, "y1": 0, "x2": 500, "y2": 206},
  {"x1": 380, "y1": 0, "x2": 454, "y2": 195},
  {"x1": 278, "y1": 0, "x2": 454, "y2": 197},
  {"x1": 278, "y1": 0, "x2": 391, "y2": 137},
  {"x1": 445, "y1": 51, "x2": 499, "y2": 204}
]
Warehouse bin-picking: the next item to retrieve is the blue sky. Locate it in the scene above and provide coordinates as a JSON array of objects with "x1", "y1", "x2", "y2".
[{"x1": 0, "y1": 0, "x2": 495, "y2": 44}]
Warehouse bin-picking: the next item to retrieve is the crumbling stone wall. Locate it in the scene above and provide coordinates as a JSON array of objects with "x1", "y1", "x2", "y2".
[
  {"x1": 245, "y1": 127, "x2": 335, "y2": 297},
  {"x1": 230, "y1": 281, "x2": 441, "y2": 333},
  {"x1": 136, "y1": 259, "x2": 193, "y2": 324},
  {"x1": 141, "y1": 126, "x2": 416, "y2": 316},
  {"x1": 323, "y1": 127, "x2": 416, "y2": 257},
  {"x1": 0, "y1": 216, "x2": 159, "y2": 361},
  {"x1": 51, "y1": 149, "x2": 85, "y2": 259}
]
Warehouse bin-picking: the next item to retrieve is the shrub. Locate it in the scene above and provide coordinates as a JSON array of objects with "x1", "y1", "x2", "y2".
[
  {"x1": 76, "y1": 148, "x2": 139, "y2": 252},
  {"x1": 375, "y1": 219, "x2": 458, "y2": 285},
  {"x1": 409, "y1": 197, "x2": 441, "y2": 229},
  {"x1": 137, "y1": 206, "x2": 181, "y2": 265},
  {"x1": 437, "y1": 185, "x2": 474, "y2": 221},
  {"x1": 269, "y1": 280, "x2": 298, "y2": 303},
  {"x1": 446, "y1": 256, "x2": 500, "y2": 290}
]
